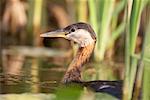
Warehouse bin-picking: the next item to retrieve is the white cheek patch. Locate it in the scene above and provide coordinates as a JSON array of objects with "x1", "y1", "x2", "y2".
[{"x1": 66, "y1": 29, "x2": 94, "y2": 47}]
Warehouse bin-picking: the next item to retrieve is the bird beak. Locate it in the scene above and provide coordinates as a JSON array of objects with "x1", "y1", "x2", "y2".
[{"x1": 40, "y1": 29, "x2": 66, "y2": 38}]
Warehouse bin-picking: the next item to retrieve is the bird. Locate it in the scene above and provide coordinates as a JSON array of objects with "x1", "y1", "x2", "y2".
[
  {"x1": 40, "y1": 22, "x2": 96, "y2": 83},
  {"x1": 40, "y1": 22, "x2": 122, "y2": 99}
]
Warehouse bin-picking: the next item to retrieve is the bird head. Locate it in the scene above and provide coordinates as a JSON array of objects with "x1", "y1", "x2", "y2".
[{"x1": 40, "y1": 22, "x2": 96, "y2": 47}]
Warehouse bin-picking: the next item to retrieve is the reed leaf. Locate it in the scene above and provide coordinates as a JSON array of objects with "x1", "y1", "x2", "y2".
[
  {"x1": 130, "y1": 0, "x2": 146, "y2": 55},
  {"x1": 123, "y1": 0, "x2": 149, "y2": 99},
  {"x1": 96, "y1": 0, "x2": 115, "y2": 61},
  {"x1": 112, "y1": 0, "x2": 126, "y2": 17},
  {"x1": 141, "y1": 17, "x2": 150, "y2": 100},
  {"x1": 143, "y1": 61, "x2": 150, "y2": 100},
  {"x1": 31, "y1": 0, "x2": 43, "y2": 93},
  {"x1": 111, "y1": 22, "x2": 126, "y2": 43},
  {"x1": 77, "y1": 0, "x2": 88, "y2": 22},
  {"x1": 88, "y1": 0, "x2": 127, "y2": 61},
  {"x1": 123, "y1": 6, "x2": 131, "y2": 99},
  {"x1": 88, "y1": 0, "x2": 99, "y2": 60}
]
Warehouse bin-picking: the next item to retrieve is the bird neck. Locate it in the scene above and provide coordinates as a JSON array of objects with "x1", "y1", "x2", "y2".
[
  {"x1": 68, "y1": 43, "x2": 95, "y2": 70},
  {"x1": 63, "y1": 42, "x2": 95, "y2": 82}
]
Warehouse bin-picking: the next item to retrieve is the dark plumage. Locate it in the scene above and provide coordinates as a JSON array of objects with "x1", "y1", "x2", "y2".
[{"x1": 63, "y1": 22, "x2": 96, "y2": 40}]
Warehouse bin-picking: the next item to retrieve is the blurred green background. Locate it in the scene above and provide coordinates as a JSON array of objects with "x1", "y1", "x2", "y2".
[{"x1": 0, "y1": 0, "x2": 150, "y2": 100}]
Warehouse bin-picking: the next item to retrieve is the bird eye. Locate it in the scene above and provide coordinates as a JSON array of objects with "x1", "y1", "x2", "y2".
[{"x1": 70, "y1": 28, "x2": 75, "y2": 32}]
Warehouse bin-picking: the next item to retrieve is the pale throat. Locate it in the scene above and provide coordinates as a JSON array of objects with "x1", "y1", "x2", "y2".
[{"x1": 66, "y1": 29, "x2": 95, "y2": 47}]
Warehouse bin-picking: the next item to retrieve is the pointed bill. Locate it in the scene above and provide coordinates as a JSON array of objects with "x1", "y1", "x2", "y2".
[{"x1": 40, "y1": 29, "x2": 66, "y2": 38}]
